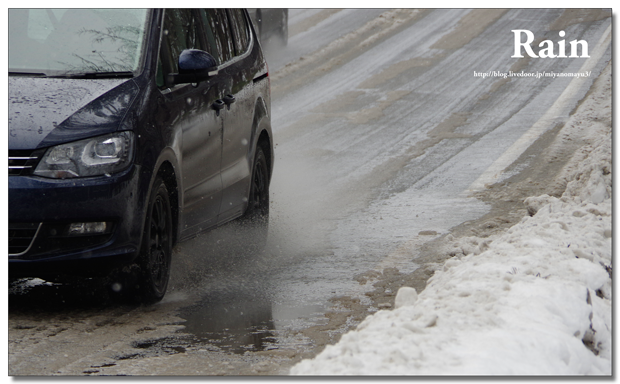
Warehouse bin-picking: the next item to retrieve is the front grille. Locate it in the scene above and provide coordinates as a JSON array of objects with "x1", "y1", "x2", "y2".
[
  {"x1": 9, "y1": 223, "x2": 41, "y2": 256},
  {"x1": 9, "y1": 149, "x2": 44, "y2": 176}
]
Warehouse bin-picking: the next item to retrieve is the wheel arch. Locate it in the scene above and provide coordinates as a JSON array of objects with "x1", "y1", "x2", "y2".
[
  {"x1": 156, "y1": 160, "x2": 179, "y2": 246},
  {"x1": 146, "y1": 147, "x2": 181, "y2": 246},
  {"x1": 251, "y1": 96, "x2": 274, "y2": 180}
]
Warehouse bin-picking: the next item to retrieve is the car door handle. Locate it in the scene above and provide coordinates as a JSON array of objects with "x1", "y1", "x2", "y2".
[
  {"x1": 223, "y1": 94, "x2": 236, "y2": 110},
  {"x1": 212, "y1": 99, "x2": 225, "y2": 116}
]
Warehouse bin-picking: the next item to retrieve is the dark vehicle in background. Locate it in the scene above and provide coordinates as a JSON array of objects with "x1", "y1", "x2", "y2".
[
  {"x1": 248, "y1": 9, "x2": 288, "y2": 46},
  {"x1": 8, "y1": 9, "x2": 274, "y2": 303}
]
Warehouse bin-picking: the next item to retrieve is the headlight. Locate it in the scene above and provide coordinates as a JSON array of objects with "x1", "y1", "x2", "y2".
[{"x1": 34, "y1": 131, "x2": 134, "y2": 179}]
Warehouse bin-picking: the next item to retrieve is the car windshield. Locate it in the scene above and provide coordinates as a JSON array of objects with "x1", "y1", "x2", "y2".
[{"x1": 9, "y1": 9, "x2": 150, "y2": 76}]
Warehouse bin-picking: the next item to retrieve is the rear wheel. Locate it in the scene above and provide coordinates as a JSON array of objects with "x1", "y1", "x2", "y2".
[
  {"x1": 135, "y1": 176, "x2": 173, "y2": 303},
  {"x1": 241, "y1": 146, "x2": 270, "y2": 252},
  {"x1": 247, "y1": 147, "x2": 269, "y2": 221}
]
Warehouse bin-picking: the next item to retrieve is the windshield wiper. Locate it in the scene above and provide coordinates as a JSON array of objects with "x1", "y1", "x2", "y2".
[
  {"x1": 49, "y1": 71, "x2": 135, "y2": 79},
  {"x1": 9, "y1": 72, "x2": 49, "y2": 77}
]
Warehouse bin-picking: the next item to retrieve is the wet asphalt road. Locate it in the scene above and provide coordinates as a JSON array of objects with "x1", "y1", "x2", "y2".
[{"x1": 8, "y1": 9, "x2": 612, "y2": 375}]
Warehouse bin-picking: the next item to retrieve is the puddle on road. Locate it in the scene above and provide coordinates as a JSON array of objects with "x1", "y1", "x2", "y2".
[
  {"x1": 170, "y1": 225, "x2": 332, "y2": 356},
  {"x1": 178, "y1": 292, "x2": 277, "y2": 355},
  {"x1": 176, "y1": 289, "x2": 328, "y2": 355}
]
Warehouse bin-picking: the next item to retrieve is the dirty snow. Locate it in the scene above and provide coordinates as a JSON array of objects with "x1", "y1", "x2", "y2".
[{"x1": 290, "y1": 64, "x2": 612, "y2": 376}]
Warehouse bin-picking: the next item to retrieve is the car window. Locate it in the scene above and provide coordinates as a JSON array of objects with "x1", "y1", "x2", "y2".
[
  {"x1": 9, "y1": 9, "x2": 149, "y2": 75},
  {"x1": 200, "y1": 13, "x2": 221, "y2": 65},
  {"x1": 157, "y1": 9, "x2": 206, "y2": 89},
  {"x1": 201, "y1": 9, "x2": 234, "y2": 64},
  {"x1": 227, "y1": 9, "x2": 250, "y2": 56},
  {"x1": 24, "y1": 9, "x2": 66, "y2": 41},
  {"x1": 162, "y1": 9, "x2": 204, "y2": 71}
]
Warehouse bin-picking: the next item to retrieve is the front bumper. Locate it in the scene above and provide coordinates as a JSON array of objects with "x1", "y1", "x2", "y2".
[{"x1": 8, "y1": 164, "x2": 145, "y2": 277}]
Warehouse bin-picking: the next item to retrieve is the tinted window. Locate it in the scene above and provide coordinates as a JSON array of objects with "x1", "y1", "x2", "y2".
[
  {"x1": 198, "y1": 11, "x2": 222, "y2": 65},
  {"x1": 157, "y1": 9, "x2": 206, "y2": 88},
  {"x1": 201, "y1": 9, "x2": 234, "y2": 64},
  {"x1": 227, "y1": 9, "x2": 250, "y2": 56},
  {"x1": 161, "y1": 9, "x2": 204, "y2": 73}
]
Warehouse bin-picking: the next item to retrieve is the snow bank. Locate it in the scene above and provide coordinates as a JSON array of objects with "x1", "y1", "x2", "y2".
[{"x1": 290, "y1": 67, "x2": 612, "y2": 375}]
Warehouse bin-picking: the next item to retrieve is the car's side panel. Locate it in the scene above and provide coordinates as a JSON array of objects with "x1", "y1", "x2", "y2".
[
  {"x1": 154, "y1": 9, "x2": 226, "y2": 239},
  {"x1": 218, "y1": 10, "x2": 268, "y2": 223}
]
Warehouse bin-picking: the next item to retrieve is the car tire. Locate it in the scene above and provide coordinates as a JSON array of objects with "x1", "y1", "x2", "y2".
[
  {"x1": 135, "y1": 176, "x2": 173, "y2": 303},
  {"x1": 241, "y1": 146, "x2": 269, "y2": 251}
]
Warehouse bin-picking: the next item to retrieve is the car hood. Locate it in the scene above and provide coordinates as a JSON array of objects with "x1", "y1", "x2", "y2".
[{"x1": 8, "y1": 77, "x2": 139, "y2": 150}]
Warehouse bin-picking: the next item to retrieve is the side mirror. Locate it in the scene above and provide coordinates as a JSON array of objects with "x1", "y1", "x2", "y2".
[{"x1": 168, "y1": 49, "x2": 219, "y2": 85}]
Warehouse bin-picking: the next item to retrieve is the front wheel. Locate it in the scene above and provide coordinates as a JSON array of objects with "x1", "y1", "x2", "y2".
[
  {"x1": 241, "y1": 146, "x2": 270, "y2": 252},
  {"x1": 136, "y1": 176, "x2": 173, "y2": 303}
]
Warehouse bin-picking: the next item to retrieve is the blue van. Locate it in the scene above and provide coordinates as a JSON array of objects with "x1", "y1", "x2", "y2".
[{"x1": 8, "y1": 9, "x2": 274, "y2": 303}]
